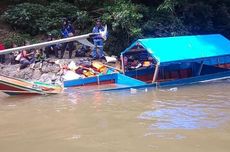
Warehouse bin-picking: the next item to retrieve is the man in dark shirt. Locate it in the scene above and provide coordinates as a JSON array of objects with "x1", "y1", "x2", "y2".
[
  {"x1": 44, "y1": 33, "x2": 59, "y2": 58},
  {"x1": 60, "y1": 20, "x2": 75, "y2": 59}
]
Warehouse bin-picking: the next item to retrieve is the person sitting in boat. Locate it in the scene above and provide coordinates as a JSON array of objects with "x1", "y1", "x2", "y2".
[
  {"x1": 141, "y1": 56, "x2": 155, "y2": 68},
  {"x1": 124, "y1": 55, "x2": 141, "y2": 70},
  {"x1": 131, "y1": 59, "x2": 142, "y2": 69}
]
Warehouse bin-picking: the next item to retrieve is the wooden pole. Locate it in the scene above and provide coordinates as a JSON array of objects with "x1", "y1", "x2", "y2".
[
  {"x1": 0, "y1": 33, "x2": 101, "y2": 55},
  {"x1": 197, "y1": 61, "x2": 204, "y2": 76},
  {"x1": 152, "y1": 63, "x2": 160, "y2": 83},
  {"x1": 120, "y1": 54, "x2": 125, "y2": 74}
]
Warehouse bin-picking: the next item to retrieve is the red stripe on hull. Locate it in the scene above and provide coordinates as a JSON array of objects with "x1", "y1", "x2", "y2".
[
  {"x1": 4, "y1": 91, "x2": 41, "y2": 96},
  {"x1": 84, "y1": 80, "x2": 115, "y2": 86},
  {"x1": 131, "y1": 74, "x2": 154, "y2": 83},
  {"x1": 72, "y1": 80, "x2": 116, "y2": 87},
  {"x1": 217, "y1": 63, "x2": 230, "y2": 69},
  {"x1": 0, "y1": 83, "x2": 26, "y2": 91}
]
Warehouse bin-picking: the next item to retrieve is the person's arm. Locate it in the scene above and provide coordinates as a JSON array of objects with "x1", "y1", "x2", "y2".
[
  {"x1": 60, "y1": 28, "x2": 65, "y2": 37},
  {"x1": 92, "y1": 26, "x2": 103, "y2": 39},
  {"x1": 92, "y1": 27, "x2": 97, "y2": 33},
  {"x1": 28, "y1": 51, "x2": 35, "y2": 56},
  {"x1": 100, "y1": 26, "x2": 105, "y2": 32},
  {"x1": 61, "y1": 28, "x2": 68, "y2": 38},
  {"x1": 70, "y1": 25, "x2": 75, "y2": 34}
]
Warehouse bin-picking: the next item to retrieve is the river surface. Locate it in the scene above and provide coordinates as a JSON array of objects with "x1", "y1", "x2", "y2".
[{"x1": 0, "y1": 80, "x2": 230, "y2": 152}]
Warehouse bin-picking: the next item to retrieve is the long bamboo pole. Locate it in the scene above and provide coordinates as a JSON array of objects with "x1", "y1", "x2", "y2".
[
  {"x1": 0, "y1": 25, "x2": 108, "y2": 55},
  {"x1": 0, "y1": 33, "x2": 97, "y2": 55}
]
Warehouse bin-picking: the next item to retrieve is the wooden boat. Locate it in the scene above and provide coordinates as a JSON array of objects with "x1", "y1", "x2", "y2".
[
  {"x1": 64, "y1": 73, "x2": 146, "y2": 89},
  {"x1": 0, "y1": 28, "x2": 109, "y2": 95},
  {"x1": 104, "y1": 34, "x2": 230, "y2": 91},
  {"x1": 0, "y1": 75, "x2": 63, "y2": 95},
  {"x1": 64, "y1": 34, "x2": 230, "y2": 91},
  {"x1": 63, "y1": 59, "x2": 146, "y2": 89}
]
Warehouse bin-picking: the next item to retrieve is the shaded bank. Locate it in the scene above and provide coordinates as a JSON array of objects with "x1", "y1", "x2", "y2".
[{"x1": 0, "y1": 58, "x2": 90, "y2": 84}]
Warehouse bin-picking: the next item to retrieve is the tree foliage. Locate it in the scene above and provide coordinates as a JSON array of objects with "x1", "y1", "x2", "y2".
[
  {"x1": 1, "y1": 2, "x2": 90, "y2": 35},
  {"x1": 102, "y1": 0, "x2": 143, "y2": 55},
  {"x1": 2, "y1": 33, "x2": 38, "y2": 48},
  {"x1": 1, "y1": 0, "x2": 230, "y2": 55}
]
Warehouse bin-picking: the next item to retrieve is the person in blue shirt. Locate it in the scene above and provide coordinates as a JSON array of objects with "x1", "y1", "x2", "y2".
[
  {"x1": 60, "y1": 19, "x2": 75, "y2": 59},
  {"x1": 91, "y1": 19, "x2": 105, "y2": 59}
]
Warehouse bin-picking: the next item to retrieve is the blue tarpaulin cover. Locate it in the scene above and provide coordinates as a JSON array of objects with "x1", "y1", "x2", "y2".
[{"x1": 122, "y1": 34, "x2": 230, "y2": 65}]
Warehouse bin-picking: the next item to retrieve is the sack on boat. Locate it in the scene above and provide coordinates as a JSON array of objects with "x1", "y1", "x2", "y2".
[
  {"x1": 104, "y1": 56, "x2": 117, "y2": 63},
  {"x1": 63, "y1": 70, "x2": 82, "y2": 80},
  {"x1": 15, "y1": 53, "x2": 21, "y2": 61},
  {"x1": 68, "y1": 61, "x2": 78, "y2": 71}
]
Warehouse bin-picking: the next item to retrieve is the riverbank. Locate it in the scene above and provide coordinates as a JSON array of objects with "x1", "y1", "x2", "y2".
[{"x1": 0, "y1": 57, "x2": 93, "y2": 84}]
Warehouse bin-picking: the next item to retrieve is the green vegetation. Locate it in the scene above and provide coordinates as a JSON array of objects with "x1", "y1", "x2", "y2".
[
  {"x1": 2, "y1": 33, "x2": 34, "y2": 48},
  {"x1": 1, "y1": 0, "x2": 230, "y2": 54},
  {"x1": 102, "y1": 0, "x2": 143, "y2": 55},
  {"x1": 1, "y1": 2, "x2": 89, "y2": 35}
]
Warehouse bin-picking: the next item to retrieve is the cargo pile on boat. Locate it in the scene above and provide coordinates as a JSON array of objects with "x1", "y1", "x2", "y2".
[
  {"x1": 0, "y1": 56, "x2": 119, "y2": 83},
  {"x1": 60, "y1": 59, "x2": 119, "y2": 81}
]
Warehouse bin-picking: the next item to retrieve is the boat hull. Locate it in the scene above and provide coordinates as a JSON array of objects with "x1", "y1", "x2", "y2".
[
  {"x1": 64, "y1": 73, "x2": 146, "y2": 88},
  {"x1": 101, "y1": 70, "x2": 230, "y2": 91},
  {"x1": 0, "y1": 75, "x2": 62, "y2": 96}
]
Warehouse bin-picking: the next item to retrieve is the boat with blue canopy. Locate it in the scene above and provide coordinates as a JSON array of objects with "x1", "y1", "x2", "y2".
[
  {"x1": 63, "y1": 34, "x2": 230, "y2": 91},
  {"x1": 109, "y1": 34, "x2": 230, "y2": 90}
]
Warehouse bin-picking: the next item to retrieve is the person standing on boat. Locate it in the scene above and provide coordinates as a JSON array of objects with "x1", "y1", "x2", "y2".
[
  {"x1": 60, "y1": 19, "x2": 75, "y2": 59},
  {"x1": 91, "y1": 18, "x2": 105, "y2": 60}
]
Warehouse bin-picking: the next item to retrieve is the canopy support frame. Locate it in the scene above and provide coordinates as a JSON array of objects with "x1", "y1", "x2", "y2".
[{"x1": 152, "y1": 63, "x2": 160, "y2": 83}]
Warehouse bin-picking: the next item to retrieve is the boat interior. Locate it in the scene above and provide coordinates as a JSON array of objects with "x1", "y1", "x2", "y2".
[{"x1": 123, "y1": 49, "x2": 230, "y2": 83}]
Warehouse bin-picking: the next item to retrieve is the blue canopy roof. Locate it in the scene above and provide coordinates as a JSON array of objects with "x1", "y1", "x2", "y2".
[{"x1": 121, "y1": 34, "x2": 230, "y2": 65}]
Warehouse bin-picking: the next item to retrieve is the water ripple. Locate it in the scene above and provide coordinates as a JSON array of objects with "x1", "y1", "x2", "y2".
[{"x1": 139, "y1": 101, "x2": 230, "y2": 130}]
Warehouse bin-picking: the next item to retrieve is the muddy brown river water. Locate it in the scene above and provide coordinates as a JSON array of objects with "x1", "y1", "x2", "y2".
[{"x1": 0, "y1": 80, "x2": 230, "y2": 152}]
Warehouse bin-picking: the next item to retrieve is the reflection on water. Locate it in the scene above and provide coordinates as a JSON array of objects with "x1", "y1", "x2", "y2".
[
  {"x1": 0, "y1": 81, "x2": 230, "y2": 152},
  {"x1": 139, "y1": 84, "x2": 230, "y2": 129},
  {"x1": 139, "y1": 106, "x2": 228, "y2": 129}
]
